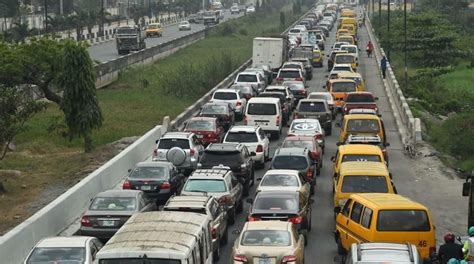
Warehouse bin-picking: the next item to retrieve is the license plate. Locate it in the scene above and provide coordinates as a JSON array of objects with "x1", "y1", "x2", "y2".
[
  {"x1": 258, "y1": 258, "x2": 271, "y2": 264},
  {"x1": 256, "y1": 122, "x2": 267, "y2": 126},
  {"x1": 141, "y1": 185, "x2": 152, "y2": 190},
  {"x1": 102, "y1": 220, "x2": 115, "y2": 227},
  {"x1": 196, "y1": 134, "x2": 203, "y2": 138}
]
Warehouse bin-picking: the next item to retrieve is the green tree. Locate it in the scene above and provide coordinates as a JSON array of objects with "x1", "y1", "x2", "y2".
[{"x1": 59, "y1": 41, "x2": 103, "y2": 152}]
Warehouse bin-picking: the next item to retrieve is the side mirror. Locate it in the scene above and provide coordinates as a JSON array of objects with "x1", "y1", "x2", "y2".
[
  {"x1": 463, "y1": 182, "x2": 471, "y2": 197},
  {"x1": 334, "y1": 206, "x2": 341, "y2": 214},
  {"x1": 250, "y1": 152, "x2": 256, "y2": 157},
  {"x1": 385, "y1": 142, "x2": 391, "y2": 147},
  {"x1": 257, "y1": 177, "x2": 262, "y2": 181},
  {"x1": 246, "y1": 198, "x2": 254, "y2": 204}
]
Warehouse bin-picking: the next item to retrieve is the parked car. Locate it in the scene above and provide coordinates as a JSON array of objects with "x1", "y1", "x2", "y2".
[
  {"x1": 270, "y1": 148, "x2": 317, "y2": 194},
  {"x1": 198, "y1": 143, "x2": 255, "y2": 196},
  {"x1": 163, "y1": 195, "x2": 228, "y2": 259},
  {"x1": 211, "y1": 89, "x2": 247, "y2": 120},
  {"x1": 122, "y1": 161, "x2": 183, "y2": 204},
  {"x1": 294, "y1": 99, "x2": 333, "y2": 135},
  {"x1": 178, "y1": 21, "x2": 191, "y2": 31},
  {"x1": 281, "y1": 135, "x2": 323, "y2": 175},
  {"x1": 223, "y1": 125, "x2": 270, "y2": 168},
  {"x1": 184, "y1": 117, "x2": 224, "y2": 146},
  {"x1": 246, "y1": 191, "x2": 313, "y2": 234},
  {"x1": 288, "y1": 118, "x2": 325, "y2": 152},
  {"x1": 180, "y1": 166, "x2": 243, "y2": 224},
  {"x1": 79, "y1": 190, "x2": 156, "y2": 240},
  {"x1": 24, "y1": 236, "x2": 103, "y2": 264},
  {"x1": 231, "y1": 221, "x2": 306, "y2": 264},
  {"x1": 152, "y1": 132, "x2": 204, "y2": 175},
  {"x1": 199, "y1": 102, "x2": 235, "y2": 131},
  {"x1": 246, "y1": 5, "x2": 256, "y2": 13}
]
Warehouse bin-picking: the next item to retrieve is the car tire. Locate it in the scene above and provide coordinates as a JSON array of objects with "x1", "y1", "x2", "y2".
[
  {"x1": 337, "y1": 236, "x2": 346, "y2": 255},
  {"x1": 228, "y1": 208, "x2": 236, "y2": 225},
  {"x1": 220, "y1": 228, "x2": 229, "y2": 245}
]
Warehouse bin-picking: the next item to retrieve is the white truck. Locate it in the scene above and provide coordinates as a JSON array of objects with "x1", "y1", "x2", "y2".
[{"x1": 252, "y1": 37, "x2": 288, "y2": 74}]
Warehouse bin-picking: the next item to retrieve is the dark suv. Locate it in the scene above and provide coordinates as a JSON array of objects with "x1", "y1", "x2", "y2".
[
  {"x1": 271, "y1": 147, "x2": 317, "y2": 195},
  {"x1": 198, "y1": 143, "x2": 255, "y2": 196},
  {"x1": 294, "y1": 99, "x2": 333, "y2": 135}
]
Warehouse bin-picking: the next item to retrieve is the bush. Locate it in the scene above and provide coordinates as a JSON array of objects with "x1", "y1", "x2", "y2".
[
  {"x1": 238, "y1": 28, "x2": 248, "y2": 36},
  {"x1": 219, "y1": 23, "x2": 236, "y2": 36}
]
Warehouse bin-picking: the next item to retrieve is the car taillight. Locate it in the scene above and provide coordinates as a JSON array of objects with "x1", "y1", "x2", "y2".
[
  {"x1": 190, "y1": 148, "x2": 195, "y2": 156},
  {"x1": 233, "y1": 254, "x2": 248, "y2": 263},
  {"x1": 80, "y1": 215, "x2": 92, "y2": 227},
  {"x1": 236, "y1": 101, "x2": 242, "y2": 106},
  {"x1": 211, "y1": 227, "x2": 217, "y2": 239},
  {"x1": 256, "y1": 144, "x2": 263, "y2": 153},
  {"x1": 276, "y1": 116, "x2": 281, "y2": 126},
  {"x1": 160, "y1": 181, "x2": 171, "y2": 189},
  {"x1": 282, "y1": 255, "x2": 297, "y2": 263},
  {"x1": 315, "y1": 133, "x2": 322, "y2": 140},
  {"x1": 207, "y1": 132, "x2": 216, "y2": 138},
  {"x1": 153, "y1": 149, "x2": 158, "y2": 157},
  {"x1": 306, "y1": 167, "x2": 314, "y2": 179},
  {"x1": 276, "y1": 77, "x2": 284, "y2": 81},
  {"x1": 288, "y1": 216, "x2": 303, "y2": 224},
  {"x1": 248, "y1": 216, "x2": 260, "y2": 221},
  {"x1": 218, "y1": 195, "x2": 231, "y2": 205},
  {"x1": 244, "y1": 115, "x2": 248, "y2": 125},
  {"x1": 295, "y1": 77, "x2": 303, "y2": 81},
  {"x1": 299, "y1": 90, "x2": 307, "y2": 95},
  {"x1": 122, "y1": 181, "x2": 132, "y2": 189}
]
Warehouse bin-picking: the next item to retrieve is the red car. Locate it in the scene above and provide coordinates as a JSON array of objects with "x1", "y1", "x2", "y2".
[
  {"x1": 281, "y1": 135, "x2": 323, "y2": 176},
  {"x1": 184, "y1": 117, "x2": 224, "y2": 146},
  {"x1": 342, "y1": 92, "x2": 379, "y2": 116}
]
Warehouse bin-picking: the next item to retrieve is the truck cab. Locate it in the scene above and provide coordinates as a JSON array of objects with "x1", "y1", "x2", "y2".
[{"x1": 115, "y1": 25, "x2": 146, "y2": 55}]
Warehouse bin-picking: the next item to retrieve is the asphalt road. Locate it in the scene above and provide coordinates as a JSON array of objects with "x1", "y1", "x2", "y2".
[{"x1": 88, "y1": 10, "x2": 242, "y2": 63}]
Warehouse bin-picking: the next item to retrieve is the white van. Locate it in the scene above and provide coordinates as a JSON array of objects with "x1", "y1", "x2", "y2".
[
  {"x1": 96, "y1": 211, "x2": 213, "y2": 264},
  {"x1": 244, "y1": 97, "x2": 282, "y2": 139}
]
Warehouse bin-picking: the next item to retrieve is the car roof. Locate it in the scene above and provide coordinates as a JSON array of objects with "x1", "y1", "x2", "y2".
[
  {"x1": 189, "y1": 116, "x2": 217, "y2": 122},
  {"x1": 206, "y1": 143, "x2": 241, "y2": 151},
  {"x1": 238, "y1": 71, "x2": 259, "y2": 75},
  {"x1": 264, "y1": 169, "x2": 300, "y2": 177},
  {"x1": 256, "y1": 190, "x2": 299, "y2": 198},
  {"x1": 351, "y1": 193, "x2": 429, "y2": 211},
  {"x1": 338, "y1": 144, "x2": 383, "y2": 154},
  {"x1": 95, "y1": 190, "x2": 141, "y2": 198},
  {"x1": 340, "y1": 161, "x2": 389, "y2": 175},
  {"x1": 162, "y1": 132, "x2": 193, "y2": 138},
  {"x1": 338, "y1": 71, "x2": 363, "y2": 78},
  {"x1": 275, "y1": 147, "x2": 308, "y2": 156},
  {"x1": 328, "y1": 79, "x2": 356, "y2": 83},
  {"x1": 215, "y1": 89, "x2": 238, "y2": 93},
  {"x1": 190, "y1": 168, "x2": 230, "y2": 179},
  {"x1": 299, "y1": 98, "x2": 327, "y2": 104},
  {"x1": 344, "y1": 114, "x2": 381, "y2": 120},
  {"x1": 36, "y1": 236, "x2": 91, "y2": 248},
  {"x1": 248, "y1": 97, "x2": 280, "y2": 104},
  {"x1": 135, "y1": 161, "x2": 174, "y2": 168},
  {"x1": 244, "y1": 221, "x2": 291, "y2": 231},
  {"x1": 228, "y1": 125, "x2": 258, "y2": 132}
]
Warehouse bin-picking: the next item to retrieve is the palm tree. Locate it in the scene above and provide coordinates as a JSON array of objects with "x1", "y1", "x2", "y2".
[
  {"x1": 10, "y1": 22, "x2": 32, "y2": 43},
  {"x1": 70, "y1": 12, "x2": 88, "y2": 41}
]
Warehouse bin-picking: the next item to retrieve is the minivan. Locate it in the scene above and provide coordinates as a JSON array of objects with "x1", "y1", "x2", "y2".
[{"x1": 245, "y1": 97, "x2": 282, "y2": 139}]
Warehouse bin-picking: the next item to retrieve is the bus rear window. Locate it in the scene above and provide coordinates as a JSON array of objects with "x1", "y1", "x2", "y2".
[
  {"x1": 377, "y1": 210, "x2": 431, "y2": 231},
  {"x1": 247, "y1": 103, "x2": 277, "y2": 115}
]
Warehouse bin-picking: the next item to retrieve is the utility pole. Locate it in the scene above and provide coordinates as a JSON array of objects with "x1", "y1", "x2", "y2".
[
  {"x1": 387, "y1": 0, "x2": 390, "y2": 60},
  {"x1": 404, "y1": 0, "x2": 407, "y2": 91},
  {"x1": 44, "y1": 0, "x2": 48, "y2": 31},
  {"x1": 378, "y1": 0, "x2": 381, "y2": 31}
]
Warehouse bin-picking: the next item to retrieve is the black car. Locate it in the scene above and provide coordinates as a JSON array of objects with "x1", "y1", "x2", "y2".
[
  {"x1": 198, "y1": 143, "x2": 255, "y2": 196},
  {"x1": 246, "y1": 191, "x2": 313, "y2": 237},
  {"x1": 199, "y1": 102, "x2": 235, "y2": 131},
  {"x1": 283, "y1": 81, "x2": 307, "y2": 105},
  {"x1": 123, "y1": 161, "x2": 184, "y2": 204}
]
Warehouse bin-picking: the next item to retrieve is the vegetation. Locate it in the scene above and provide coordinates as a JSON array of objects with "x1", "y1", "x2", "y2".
[{"x1": 371, "y1": 1, "x2": 474, "y2": 172}]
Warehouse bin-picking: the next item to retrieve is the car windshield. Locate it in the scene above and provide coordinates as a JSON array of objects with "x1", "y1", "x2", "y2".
[
  {"x1": 293, "y1": 50, "x2": 312, "y2": 58},
  {"x1": 377, "y1": 210, "x2": 431, "y2": 231},
  {"x1": 26, "y1": 247, "x2": 85, "y2": 263},
  {"x1": 184, "y1": 179, "x2": 227, "y2": 193},
  {"x1": 335, "y1": 55, "x2": 354, "y2": 64},
  {"x1": 237, "y1": 74, "x2": 257, "y2": 82},
  {"x1": 241, "y1": 230, "x2": 291, "y2": 246},
  {"x1": 254, "y1": 196, "x2": 298, "y2": 211},
  {"x1": 225, "y1": 132, "x2": 258, "y2": 143},
  {"x1": 332, "y1": 82, "x2": 356, "y2": 92},
  {"x1": 347, "y1": 119, "x2": 380, "y2": 133},
  {"x1": 289, "y1": 29, "x2": 301, "y2": 33},
  {"x1": 214, "y1": 92, "x2": 237, "y2": 100},
  {"x1": 201, "y1": 104, "x2": 227, "y2": 114},
  {"x1": 148, "y1": 24, "x2": 161, "y2": 29},
  {"x1": 278, "y1": 70, "x2": 301, "y2": 79},
  {"x1": 342, "y1": 154, "x2": 382, "y2": 162},
  {"x1": 201, "y1": 152, "x2": 241, "y2": 167},
  {"x1": 158, "y1": 138, "x2": 190, "y2": 149},
  {"x1": 90, "y1": 197, "x2": 136, "y2": 211},
  {"x1": 282, "y1": 140, "x2": 313, "y2": 149},
  {"x1": 341, "y1": 176, "x2": 388, "y2": 193},
  {"x1": 272, "y1": 155, "x2": 308, "y2": 170},
  {"x1": 116, "y1": 28, "x2": 136, "y2": 34},
  {"x1": 298, "y1": 101, "x2": 326, "y2": 112},
  {"x1": 342, "y1": 77, "x2": 362, "y2": 86},
  {"x1": 333, "y1": 66, "x2": 351, "y2": 71},
  {"x1": 129, "y1": 166, "x2": 168, "y2": 179},
  {"x1": 261, "y1": 175, "x2": 299, "y2": 187},
  {"x1": 346, "y1": 94, "x2": 375, "y2": 103},
  {"x1": 186, "y1": 120, "x2": 215, "y2": 131},
  {"x1": 247, "y1": 103, "x2": 277, "y2": 115}
]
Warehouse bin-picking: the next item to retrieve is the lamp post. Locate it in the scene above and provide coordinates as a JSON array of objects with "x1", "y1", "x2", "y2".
[
  {"x1": 387, "y1": 0, "x2": 390, "y2": 60},
  {"x1": 404, "y1": 0, "x2": 407, "y2": 91},
  {"x1": 378, "y1": 0, "x2": 381, "y2": 31}
]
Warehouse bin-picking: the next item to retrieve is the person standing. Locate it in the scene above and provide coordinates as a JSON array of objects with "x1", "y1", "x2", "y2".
[
  {"x1": 380, "y1": 56, "x2": 387, "y2": 79},
  {"x1": 463, "y1": 226, "x2": 474, "y2": 262},
  {"x1": 366, "y1": 41, "x2": 374, "y2": 57}
]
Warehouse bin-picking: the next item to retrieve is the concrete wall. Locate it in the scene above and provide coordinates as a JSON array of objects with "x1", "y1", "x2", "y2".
[
  {"x1": 0, "y1": 124, "x2": 167, "y2": 264},
  {"x1": 365, "y1": 11, "x2": 422, "y2": 146}
]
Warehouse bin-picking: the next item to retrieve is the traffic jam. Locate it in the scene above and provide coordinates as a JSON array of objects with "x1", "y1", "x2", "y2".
[{"x1": 23, "y1": 2, "x2": 462, "y2": 264}]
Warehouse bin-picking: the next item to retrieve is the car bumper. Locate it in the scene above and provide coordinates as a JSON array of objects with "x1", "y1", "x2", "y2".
[
  {"x1": 251, "y1": 152, "x2": 265, "y2": 163},
  {"x1": 142, "y1": 190, "x2": 172, "y2": 202},
  {"x1": 79, "y1": 227, "x2": 119, "y2": 240}
]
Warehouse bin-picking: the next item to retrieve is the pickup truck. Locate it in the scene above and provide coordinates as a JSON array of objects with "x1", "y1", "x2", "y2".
[{"x1": 342, "y1": 92, "x2": 379, "y2": 116}]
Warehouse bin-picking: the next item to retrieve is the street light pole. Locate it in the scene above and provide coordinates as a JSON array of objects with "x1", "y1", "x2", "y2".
[
  {"x1": 378, "y1": 0, "x2": 381, "y2": 31},
  {"x1": 404, "y1": 0, "x2": 408, "y2": 91},
  {"x1": 44, "y1": 0, "x2": 48, "y2": 32},
  {"x1": 387, "y1": 0, "x2": 390, "y2": 60}
]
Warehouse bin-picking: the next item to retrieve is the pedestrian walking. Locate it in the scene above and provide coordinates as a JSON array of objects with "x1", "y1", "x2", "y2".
[
  {"x1": 366, "y1": 41, "x2": 374, "y2": 58},
  {"x1": 381, "y1": 56, "x2": 387, "y2": 79}
]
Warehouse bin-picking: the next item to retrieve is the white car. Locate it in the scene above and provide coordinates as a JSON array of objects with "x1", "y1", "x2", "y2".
[
  {"x1": 246, "y1": 6, "x2": 255, "y2": 13},
  {"x1": 179, "y1": 21, "x2": 191, "y2": 31},
  {"x1": 24, "y1": 236, "x2": 103, "y2": 264},
  {"x1": 340, "y1": 44, "x2": 360, "y2": 60},
  {"x1": 211, "y1": 89, "x2": 247, "y2": 119},
  {"x1": 234, "y1": 71, "x2": 266, "y2": 93},
  {"x1": 256, "y1": 169, "x2": 309, "y2": 194},
  {"x1": 331, "y1": 63, "x2": 354, "y2": 73},
  {"x1": 332, "y1": 41, "x2": 351, "y2": 51},
  {"x1": 288, "y1": 118, "x2": 325, "y2": 150},
  {"x1": 230, "y1": 5, "x2": 240, "y2": 14},
  {"x1": 223, "y1": 125, "x2": 270, "y2": 168}
]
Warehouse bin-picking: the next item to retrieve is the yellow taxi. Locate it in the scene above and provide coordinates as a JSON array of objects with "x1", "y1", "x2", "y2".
[
  {"x1": 331, "y1": 144, "x2": 387, "y2": 179},
  {"x1": 341, "y1": 24, "x2": 357, "y2": 37},
  {"x1": 336, "y1": 29, "x2": 350, "y2": 39},
  {"x1": 337, "y1": 72, "x2": 365, "y2": 91},
  {"x1": 337, "y1": 35, "x2": 355, "y2": 45},
  {"x1": 326, "y1": 79, "x2": 357, "y2": 111},
  {"x1": 341, "y1": 10, "x2": 357, "y2": 18},
  {"x1": 312, "y1": 49, "x2": 324, "y2": 67},
  {"x1": 333, "y1": 161, "x2": 395, "y2": 212},
  {"x1": 335, "y1": 193, "x2": 437, "y2": 260},
  {"x1": 334, "y1": 53, "x2": 358, "y2": 72},
  {"x1": 338, "y1": 114, "x2": 387, "y2": 144},
  {"x1": 339, "y1": 17, "x2": 357, "y2": 29},
  {"x1": 145, "y1": 23, "x2": 162, "y2": 37}
]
